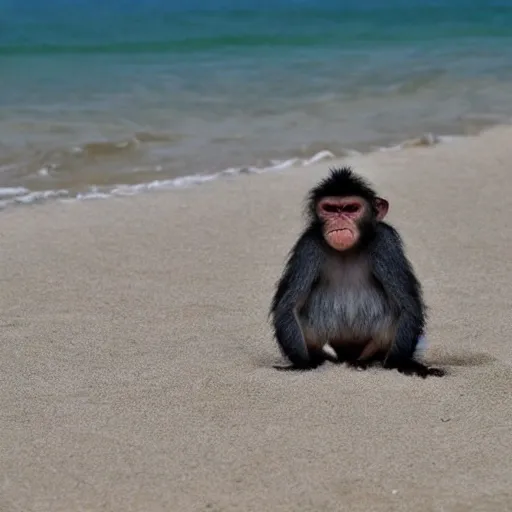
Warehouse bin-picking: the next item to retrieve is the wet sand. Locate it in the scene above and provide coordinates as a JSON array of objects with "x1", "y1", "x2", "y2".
[{"x1": 1, "y1": 126, "x2": 512, "y2": 511}]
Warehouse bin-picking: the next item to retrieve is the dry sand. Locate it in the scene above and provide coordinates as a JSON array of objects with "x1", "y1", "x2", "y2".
[{"x1": 1, "y1": 126, "x2": 512, "y2": 512}]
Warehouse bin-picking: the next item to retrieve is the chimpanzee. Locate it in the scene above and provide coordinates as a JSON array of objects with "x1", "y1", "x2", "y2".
[{"x1": 270, "y1": 166, "x2": 444, "y2": 378}]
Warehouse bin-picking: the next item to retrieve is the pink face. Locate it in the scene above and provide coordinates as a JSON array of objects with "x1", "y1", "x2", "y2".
[{"x1": 316, "y1": 195, "x2": 389, "y2": 251}]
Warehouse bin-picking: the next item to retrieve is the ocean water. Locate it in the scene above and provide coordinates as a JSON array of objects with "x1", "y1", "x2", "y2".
[{"x1": 1, "y1": 0, "x2": 512, "y2": 207}]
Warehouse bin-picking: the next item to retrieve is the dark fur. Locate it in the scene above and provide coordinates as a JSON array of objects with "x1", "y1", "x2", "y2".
[
  {"x1": 270, "y1": 167, "x2": 444, "y2": 377},
  {"x1": 307, "y1": 167, "x2": 379, "y2": 218}
]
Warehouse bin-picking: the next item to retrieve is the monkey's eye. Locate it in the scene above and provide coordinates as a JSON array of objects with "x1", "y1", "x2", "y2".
[
  {"x1": 321, "y1": 204, "x2": 341, "y2": 213},
  {"x1": 341, "y1": 204, "x2": 360, "y2": 213},
  {"x1": 320, "y1": 201, "x2": 362, "y2": 215}
]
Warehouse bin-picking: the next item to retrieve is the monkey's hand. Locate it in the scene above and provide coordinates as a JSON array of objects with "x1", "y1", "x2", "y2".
[
  {"x1": 384, "y1": 357, "x2": 445, "y2": 378},
  {"x1": 272, "y1": 362, "x2": 318, "y2": 371}
]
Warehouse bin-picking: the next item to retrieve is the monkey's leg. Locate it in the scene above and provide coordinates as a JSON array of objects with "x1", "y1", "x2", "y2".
[
  {"x1": 273, "y1": 330, "x2": 328, "y2": 371},
  {"x1": 274, "y1": 342, "x2": 339, "y2": 370},
  {"x1": 273, "y1": 350, "x2": 326, "y2": 371},
  {"x1": 383, "y1": 335, "x2": 445, "y2": 377}
]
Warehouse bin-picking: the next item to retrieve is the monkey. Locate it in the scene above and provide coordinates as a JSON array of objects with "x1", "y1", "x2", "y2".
[{"x1": 269, "y1": 166, "x2": 444, "y2": 378}]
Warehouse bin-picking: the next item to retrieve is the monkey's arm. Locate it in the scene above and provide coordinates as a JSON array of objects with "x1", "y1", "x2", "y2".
[
  {"x1": 370, "y1": 224, "x2": 427, "y2": 366},
  {"x1": 270, "y1": 231, "x2": 324, "y2": 368}
]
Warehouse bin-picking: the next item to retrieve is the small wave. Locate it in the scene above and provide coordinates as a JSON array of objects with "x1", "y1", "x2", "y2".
[
  {"x1": 73, "y1": 139, "x2": 139, "y2": 157},
  {"x1": 134, "y1": 131, "x2": 184, "y2": 144},
  {"x1": 69, "y1": 132, "x2": 182, "y2": 159},
  {"x1": 0, "y1": 149, "x2": 338, "y2": 210},
  {"x1": 13, "y1": 189, "x2": 69, "y2": 204},
  {"x1": 0, "y1": 133, "x2": 455, "y2": 212}
]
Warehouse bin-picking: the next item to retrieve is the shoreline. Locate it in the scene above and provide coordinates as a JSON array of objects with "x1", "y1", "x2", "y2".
[{"x1": 0, "y1": 120, "x2": 508, "y2": 213}]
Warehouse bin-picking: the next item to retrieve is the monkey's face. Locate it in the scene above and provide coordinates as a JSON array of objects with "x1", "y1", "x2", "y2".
[{"x1": 316, "y1": 195, "x2": 388, "y2": 251}]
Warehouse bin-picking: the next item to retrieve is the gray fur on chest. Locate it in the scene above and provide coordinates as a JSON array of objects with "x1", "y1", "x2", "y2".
[{"x1": 299, "y1": 253, "x2": 396, "y2": 342}]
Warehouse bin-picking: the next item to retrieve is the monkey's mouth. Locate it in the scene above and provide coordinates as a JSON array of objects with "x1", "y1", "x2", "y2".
[{"x1": 327, "y1": 228, "x2": 356, "y2": 248}]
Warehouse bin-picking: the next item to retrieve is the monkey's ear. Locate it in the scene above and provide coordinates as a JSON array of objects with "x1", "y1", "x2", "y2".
[{"x1": 374, "y1": 197, "x2": 389, "y2": 221}]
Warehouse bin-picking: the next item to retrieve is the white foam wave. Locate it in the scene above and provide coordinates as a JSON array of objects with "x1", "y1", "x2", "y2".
[
  {"x1": 0, "y1": 149, "x2": 336, "y2": 210},
  {"x1": 71, "y1": 151, "x2": 334, "y2": 203},
  {"x1": 0, "y1": 186, "x2": 30, "y2": 198}
]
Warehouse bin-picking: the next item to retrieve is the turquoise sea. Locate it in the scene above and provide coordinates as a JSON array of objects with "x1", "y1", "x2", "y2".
[{"x1": 1, "y1": 0, "x2": 512, "y2": 207}]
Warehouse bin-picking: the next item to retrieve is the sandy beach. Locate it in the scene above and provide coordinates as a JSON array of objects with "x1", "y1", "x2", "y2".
[{"x1": 2, "y1": 125, "x2": 512, "y2": 511}]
